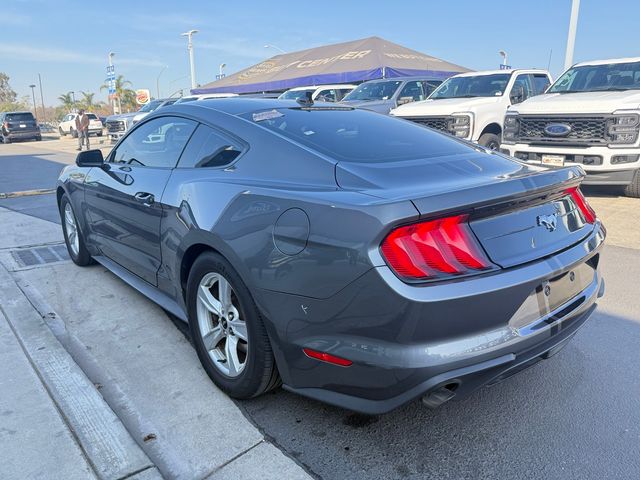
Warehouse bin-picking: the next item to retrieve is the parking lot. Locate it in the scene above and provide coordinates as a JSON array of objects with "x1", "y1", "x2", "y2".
[{"x1": 1, "y1": 138, "x2": 639, "y2": 479}]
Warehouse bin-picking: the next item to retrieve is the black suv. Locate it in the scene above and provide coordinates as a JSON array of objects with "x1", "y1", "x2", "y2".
[{"x1": 0, "y1": 111, "x2": 42, "y2": 143}]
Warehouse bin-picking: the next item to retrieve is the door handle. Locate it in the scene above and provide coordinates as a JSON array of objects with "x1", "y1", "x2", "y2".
[{"x1": 134, "y1": 192, "x2": 155, "y2": 205}]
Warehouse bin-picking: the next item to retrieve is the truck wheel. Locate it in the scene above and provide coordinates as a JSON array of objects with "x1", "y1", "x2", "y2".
[
  {"x1": 478, "y1": 133, "x2": 501, "y2": 150},
  {"x1": 624, "y1": 170, "x2": 640, "y2": 198}
]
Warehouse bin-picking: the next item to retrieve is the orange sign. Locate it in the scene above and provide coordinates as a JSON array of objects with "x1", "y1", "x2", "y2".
[{"x1": 135, "y1": 89, "x2": 150, "y2": 105}]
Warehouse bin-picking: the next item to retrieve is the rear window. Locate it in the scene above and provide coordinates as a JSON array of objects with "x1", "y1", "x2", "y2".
[
  {"x1": 6, "y1": 113, "x2": 35, "y2": 122},
  {"x1": 87, "y1": 114, "x2": 98, "y2": 119},
  {"x1": 244, "y1": 107, "x2": 471, "y2": 163}
]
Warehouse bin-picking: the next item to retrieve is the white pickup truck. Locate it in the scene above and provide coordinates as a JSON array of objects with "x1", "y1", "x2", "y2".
[
  {"x1": 390, "y1": 69, "x2": 552, "y2": 149},
  {"x1": 501, "y1": 57, "x2": 640, "y2": 197}
]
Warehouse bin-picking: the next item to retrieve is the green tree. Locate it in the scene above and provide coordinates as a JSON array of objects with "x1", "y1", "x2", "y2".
[
  {"x1": 57, "y1": 93, "x2": 74, "y2": 111},
  {"x1": 79, "y1": 91, "x2": 101, "y2": 112},
  {"x1": 100, "y1": 75, "x2": 135, "y2": 113},
  {"x1": 0, "y1": 72, "x2": 17, "y2": 103}
]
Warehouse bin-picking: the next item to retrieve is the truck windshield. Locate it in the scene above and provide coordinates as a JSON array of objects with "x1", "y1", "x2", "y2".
[
  {"x1": 342, "y1": 81, "x2": 402, "y2": 101},
  {"x1": 430, "y1": 74, "x2": 511, "y2": 99},
  {"x1": 138, "y1": 100, "x2": 163, "y2": 112},
  {"x1": 548, "y1": 61, "x2": 640, "y2": 93}
]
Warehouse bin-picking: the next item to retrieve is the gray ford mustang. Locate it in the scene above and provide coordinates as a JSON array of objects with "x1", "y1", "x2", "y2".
[{"x1": 57, "y1": 98, "x2": 605, "y2": 414}]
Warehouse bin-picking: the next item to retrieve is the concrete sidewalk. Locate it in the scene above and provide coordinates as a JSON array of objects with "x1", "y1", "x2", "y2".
[{"x1": 0, "y1": 207, "x2": 312, "y2": 480}]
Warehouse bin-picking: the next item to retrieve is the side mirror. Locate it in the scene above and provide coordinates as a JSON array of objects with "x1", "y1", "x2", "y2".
[
  {"x1": 76, "y1": 149, "x2": 104, "y2": 167},
  {"x1": 510, "y1": 85, "x2": 525, "y2": 104},
  {"x1": 396, "y1": 96, "x2": 414, "y2": 106}
]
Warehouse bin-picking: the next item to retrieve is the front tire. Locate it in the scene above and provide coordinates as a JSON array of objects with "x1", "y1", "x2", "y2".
[
  {"x1": 59, "y1": 127, "x2": 66, "y2": 136},
  {"x1": 478, "y1": 132, "x2": 501, "y2": 150},
  {"x1": 59, "y1": 194, "x2": 93, "y2": 266},
  {"x1": 187, "y1": 252, "x2": 280, "y2": 399},
  {"x1": 624, "y1": 169, "x2": 640, "y2": 198}
]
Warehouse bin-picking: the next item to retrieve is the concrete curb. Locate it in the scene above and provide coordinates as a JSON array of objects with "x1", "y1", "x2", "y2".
[{"x1": 0, "y1": 263, "x2": 158, "y2": 480}]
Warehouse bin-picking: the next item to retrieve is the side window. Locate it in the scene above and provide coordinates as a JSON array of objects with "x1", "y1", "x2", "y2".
[
  {"x1": 532, "y1": 74, "x2": 551, "y2": 95},
  {"x1": 177, "y1": 124, "x2": 244, "y2": 169},
  {"x1": 422, "y1": 80, "x2": 441, "y2": 97},
  {"x1": 398, "y1": 81, "x2": 426, "y2": 103},
  {"x1": 510, "y1": 74, "x2": 534, "y2": 104},
  {"x1": 316, "y1": 89, "x2": 337, "y2": 102},
  {"x1": 112, "y1": 116, "x2": 197, "y2": 168}
]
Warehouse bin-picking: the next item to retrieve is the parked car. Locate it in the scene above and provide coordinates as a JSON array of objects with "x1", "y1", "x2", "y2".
[
  {"x1": 57, "y1": 98, "x2": 605, "y2": 414},
  {"x1": 391, "y1": 69, "x2": 552, "y2": 150},
  {"x1": 59, "y1": 112, "x2": 103, "y2": 137},
  {"x1": 501, "y1": 57, "x2": 640, "y2": 197},
  {"x1": 340, "y1": 77, "x2": 443, "y2": 114},
  {"x1": 0, "y1": 111, "x2": 41, "y2": 143},
  {"x1": 278, "y1": 85, "x2": 356, "y2": 103},
  {"x1": 131, "y1": 98, "x2": 181, "y2": 126}
]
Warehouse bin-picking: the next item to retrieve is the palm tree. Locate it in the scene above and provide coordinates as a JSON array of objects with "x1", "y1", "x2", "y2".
[
  {"x1": 100, "y1": 75, "x2": 134, "y2": 114},
  {"x1": 57, "y1": 92, "x2": 74, "y2": 111},
  {"x1": 80, "y1": 91, "x2": 96, "y2": 111}
]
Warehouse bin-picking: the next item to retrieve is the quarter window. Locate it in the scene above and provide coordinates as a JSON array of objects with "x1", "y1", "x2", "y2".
[
  {"x1": 111, "y1": 116, "x2": 197, "y2": 168},
  {"x1": 177, "y1": 124, "x2": 243, "y2": 168}
]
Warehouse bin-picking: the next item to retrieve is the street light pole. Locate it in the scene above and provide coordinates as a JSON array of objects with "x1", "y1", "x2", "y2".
[
  {"x1": 38, "y1": 74, "x2": 46, "y2": 122},
  {"x1": 181, "y1": 30, "x2": 199, "y2": 90},
  {"x1": 108, "y1": 52, "x2": 116, "y2": 114},
  {"x1": 69, "y1": 91, "x2": 76, "y2": 111},
  {"x1": 564, "y1": 0, "x2": 581, "y2": 70},
  {"x1": 157, "y1": 66, "x2": 167, "y2": 98},
  {"x1": 29, "y1": 84, "x2": 37, "y2": 121},
  {"x1": 498, "y1": 50, "x2": 508, "y2": 68},
  {"x1": 219, "y1": 63, "x2": 226, "y2": 78},
  {"x1": 264, "y1": 44, "x2": 286, "y2": 54}
]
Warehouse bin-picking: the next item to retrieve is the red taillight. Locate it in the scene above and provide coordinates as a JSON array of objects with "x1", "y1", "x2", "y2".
[
  {"x1": 303, "y1": 348, "x2": 353, "y2": 367},
  {"x1": 381, "y1": 214, "x2": 493, "y2": 281},
  {"x1": 566, "y1": 187, "x2": 596, "y2": 224}
]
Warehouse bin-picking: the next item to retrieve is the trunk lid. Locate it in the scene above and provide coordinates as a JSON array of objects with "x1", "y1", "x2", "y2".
[{"x1": 335, "y1": 152, "x2": 592, "y2": 268}]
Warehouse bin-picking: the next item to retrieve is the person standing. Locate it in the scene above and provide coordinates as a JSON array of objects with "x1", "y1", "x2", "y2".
[{"x1": 75, "y1": 109, "x2": 90, "y2": 151}]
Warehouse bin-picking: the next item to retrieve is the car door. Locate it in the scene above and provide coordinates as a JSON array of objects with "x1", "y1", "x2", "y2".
[{"x1": 84, "y1": 116, "x2": 197, "y2": 284}]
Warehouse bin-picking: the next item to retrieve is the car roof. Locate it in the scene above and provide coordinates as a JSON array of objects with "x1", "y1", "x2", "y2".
[
  {"x1": 3, "y1": 111, "x2": 33, "y2": 115},
  {"x1": 163, "y1": 98, "x2": 319, "y2": 116},
  {"x1": 451, "y1": 69, "x2": 548, "y2": 78},
  {"x1": 573, "y1": 56, "x2": 640, "y2": 67}
]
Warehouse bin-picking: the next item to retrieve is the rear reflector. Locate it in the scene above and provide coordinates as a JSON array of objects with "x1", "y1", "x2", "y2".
[
  {"x1": 566, "y1": 187, "x2": 596, "y2": 224},
  {"x1": 381, "y1": 214, "x2": 494, "y2": 281},
  {"x1": 303, "y1": 348, "x2": 353, "y2": 367}
]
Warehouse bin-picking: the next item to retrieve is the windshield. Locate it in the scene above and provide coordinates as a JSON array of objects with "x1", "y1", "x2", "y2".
[
  {"x1": 278, "y1": 89, "x2": 315, "y2": 100},
  {"x1": 138, "y1": 100, "x2": 163, "y2": 112},
  {"x1": 548, "y1": 61, "x2": 640, "y2": 93},
  {"x1": 5, "y1": 113, "x2": 35, "y2": 122},
  {"x1": 342, "y1": 81, "x2": 402, "y2": 101},
  {"x1": 244, "y1": 107, "x2": 469, "y2": 163},
  {"x1": 430, "y1": 73, "x2": 512, "y2": 99}
]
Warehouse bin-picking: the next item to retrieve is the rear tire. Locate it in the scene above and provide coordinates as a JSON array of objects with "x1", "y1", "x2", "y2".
[
  {"x1": 59, "y1": 194, "x2": 93, "y2": 266},
  {"x1": 624, "y1": 169, "x2": 640, "y2": 198},
  {"x1": 71, "y1": 128, "x2": 77, "y2": 138},
  {"x1": 187, "y1": 251, "x2": 280, "y2": 399},
  {"x1": 478, "y1": 132, "x2": 501, "y2": 150},
  {"x1": 35, "y1": 135, "x2": 42, "y2": 141}
]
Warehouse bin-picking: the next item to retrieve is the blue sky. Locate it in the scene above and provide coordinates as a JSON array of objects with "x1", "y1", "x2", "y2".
[{"x1": 2, "y1": 0, "x2": 639, "y2": 106}]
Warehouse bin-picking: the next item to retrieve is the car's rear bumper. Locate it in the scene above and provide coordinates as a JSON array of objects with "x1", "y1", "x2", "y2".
[
  {"x1": 5, "y1": 130, "x2": 40, "y2": 139},
  {"x1": 259, "y1": 222, "x2": 606, "y2": 414}
]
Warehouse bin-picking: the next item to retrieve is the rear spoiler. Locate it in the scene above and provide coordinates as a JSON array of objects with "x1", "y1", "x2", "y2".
[{"x1": 411, "y1": 165, "x2": 585, "y2": 218}]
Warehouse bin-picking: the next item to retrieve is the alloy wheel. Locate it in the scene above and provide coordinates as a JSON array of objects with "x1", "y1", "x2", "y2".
[
  {"x1": 64, "y1": 203, "x2": 79, "y2": 256},
  {"x1": 196, "y1": 272, "x2": 248, "y2": 377}
]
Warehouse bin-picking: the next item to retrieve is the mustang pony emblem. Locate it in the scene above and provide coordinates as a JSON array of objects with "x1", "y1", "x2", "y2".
[{"x1": 537, "y1": 213, "x2": 558, "y2": 232}]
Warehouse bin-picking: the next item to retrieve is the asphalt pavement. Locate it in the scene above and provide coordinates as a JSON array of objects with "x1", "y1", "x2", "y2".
[{"x1": 2, "y1": 140, "x2": 640, "y2": 480}]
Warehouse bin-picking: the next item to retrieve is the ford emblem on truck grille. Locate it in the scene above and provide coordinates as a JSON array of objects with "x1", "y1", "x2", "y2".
[{"x1": 544, "y1": 123, "x2": 572, "y2": 137}]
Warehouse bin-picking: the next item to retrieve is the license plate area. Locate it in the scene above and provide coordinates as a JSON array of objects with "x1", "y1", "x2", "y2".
[
  {"x1": 509, "y1": 261, "x2": 595, "y2": 330},
  {"x1": 541, "y1": 154, "x2": 565, "y2": 167}
]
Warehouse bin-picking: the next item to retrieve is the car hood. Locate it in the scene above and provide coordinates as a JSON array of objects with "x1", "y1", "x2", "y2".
[
  {"x1": 340, "y1": 99, "x2": 393, "y2": 113},
  {"x1": 335, "y1": 150, "x2": 583, "y2": 214},
  {"x1": 510, "y1": 90, "x2": 640, "y2": 114},
  {"x1": 391, "y1": 96, "x2": 501, "y2": 117},
  {"x1": 106, "y1": 112, "x2": 138, "y2": 122}
]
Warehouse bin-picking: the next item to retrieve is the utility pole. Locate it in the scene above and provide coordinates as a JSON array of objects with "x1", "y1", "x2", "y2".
[
  {"x1": 70, "y1": 91, "x2": 76, "y2": 111},
  {"x1": 564, "y1": 0, "x2": 580, "y2": 70},
  {"x1": 29, "y1": 84, "x2": 37, "y2": 121},
  {"x1": 157, "y1": 66, "x2": 167, "y2": 98},
  {"x1": 38, "y1": 73, "x2": 46, "y2": 122},
  {"x1": 181, "y1": 30, "x2": 199, "y2": 90}
]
